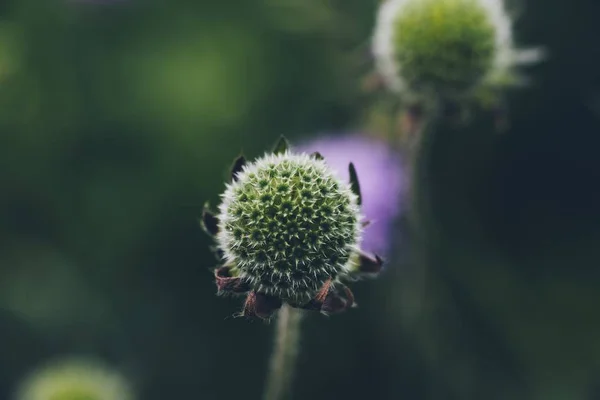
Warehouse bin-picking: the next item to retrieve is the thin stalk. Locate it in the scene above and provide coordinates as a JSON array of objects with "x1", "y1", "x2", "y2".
[
  {"x1": 394, "y1": 102, "x2": 441, "y2": 323},
  {"x1": 262, "y1": 304, "x2": 303, "y2": 400},
  {"x1": 404, "y1": 101, "x2": 442, "y2": 238}
]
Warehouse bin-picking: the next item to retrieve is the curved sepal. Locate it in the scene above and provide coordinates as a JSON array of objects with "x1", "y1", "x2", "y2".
[
  {"x1": 242, "y1": 291, "x2": 282, "y2": 320},
  {"x1": 201, "y1": 203, "x2": 219, "y2": 236},
  {"x1": 311, "y1": 151, "x2": 324, "y2": 160},
  {"x1": 297, "y1": 279, "x2": 355, "y2": 314},
  {"x1": 215, "y1": 266, "x2": 250, "y2": 294},
  {"x1": 321, "y1": 285, "x2": 355, "y2": 313},
  {"x1": 272, "y1": 135, "x2": 290, "y2": 155},
  {"x1": 230, "y1": 154, "x2": 246, "y2": 182},
  {"x1": 348, "y1": 162, "x2": 362, "y2": 206},
  {"x1": 357, "y1": 251, "x2": 384, "y2": 275}
]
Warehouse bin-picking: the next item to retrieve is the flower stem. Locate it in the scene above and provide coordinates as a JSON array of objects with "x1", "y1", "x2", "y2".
[
  {"x1": 395, "y1": 103, "x2": 441, "y2": 322},
  {"x1": 262, "y1": 304, "x2": 303, "y2": 400},
  {"x1": 404, "y1": 101, "x2": 442, "y2": 234}
]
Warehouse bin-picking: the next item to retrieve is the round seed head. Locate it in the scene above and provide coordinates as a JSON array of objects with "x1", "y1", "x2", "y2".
[
  {"x1": 372, "y1": 0, "x2": 541, "y2": 100},
  {"x1": 216, "y1": 152, "x2": 362, "y2": 300},
  {"x1": 395, "y1": 0, "x2": 495, "y2": 94}
]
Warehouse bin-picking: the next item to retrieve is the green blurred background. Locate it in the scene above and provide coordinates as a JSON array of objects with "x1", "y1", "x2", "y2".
[{"x1": 0, "y1": 0, "x2": 599, "y2": 399}]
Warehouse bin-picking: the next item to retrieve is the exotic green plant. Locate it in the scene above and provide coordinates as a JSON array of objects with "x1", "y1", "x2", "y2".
[
  {"x1": 372, "y1": 0, "x2": 543, "y2": 101},
  {"x1": 393, "y1": 0, "x2": 496, "y2": 95},
  {"x1": 202, "y1": 136, "x2": 383, "y2": 319}
]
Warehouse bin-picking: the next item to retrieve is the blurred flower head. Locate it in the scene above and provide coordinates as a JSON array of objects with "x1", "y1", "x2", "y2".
[
  {"x1": 372, "y1": 0, "x2": 543, "y2": 101},
  {"x1": 14, "y1": 357, "x2": 134, "y2": 400},
  {"x1": 295, "y1": 133, "x2": 407, "y2": 257}
]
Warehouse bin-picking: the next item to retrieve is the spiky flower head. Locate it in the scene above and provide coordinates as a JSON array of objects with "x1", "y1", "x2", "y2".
[
  {"x1": 202, "y1": 137, "x2": 384, "y2": 319},
  {"x1": 372, "y1": 0, "x2": 543, "y2": 101},
  {"x1": 13, "y1": 357, "x2": 134, "y2": 400},
  {"x1": 217, "y1": 153, "x2": 362, "y2": 298}
]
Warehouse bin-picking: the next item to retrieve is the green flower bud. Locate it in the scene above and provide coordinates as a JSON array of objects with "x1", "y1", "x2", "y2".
[
  {"x1": 13, "y1": 357, "x2": 134, "y2": 400},
  {"x1": 203, "y1": 137, "x2": 384, "y2": 319},
  {"x1": 372, "y1": 0, "x2": 543, "y2": 100},
  {"x1": 219, "y1": 152, "x2": 361, "y2": 297}
]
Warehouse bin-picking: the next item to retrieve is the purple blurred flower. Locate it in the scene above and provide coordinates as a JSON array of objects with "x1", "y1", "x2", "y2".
[{"x1": 295, "y1": 133, "x2": 407, "y2": 257}]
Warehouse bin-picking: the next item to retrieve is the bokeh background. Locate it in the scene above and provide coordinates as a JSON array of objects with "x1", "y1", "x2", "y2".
[{"x1": 1, "y1": 0, "x2": 600, "y2": 399}]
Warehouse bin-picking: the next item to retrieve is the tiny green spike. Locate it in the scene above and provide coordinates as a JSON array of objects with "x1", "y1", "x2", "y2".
[
  {"x1": 231, "y1": 155, "x2": 246, "y2": 182},
  {"x1": 348, "y1": 162, "x2": 362, "y2": 206},
  {"x1": 201, "y1": 202, "x2": 219, "y2": 236},
  {"x1": 272, "y1": 135, "x2": 290, "y2": 154},
  {"x1": 311, "y1": 152, "x2": 324, "y2": 160}
]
